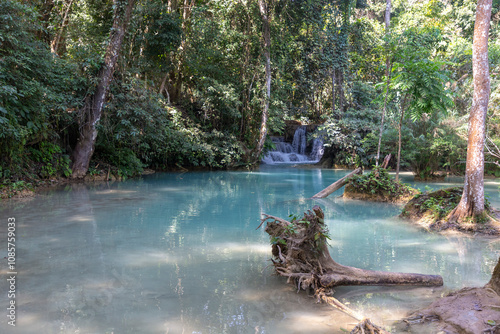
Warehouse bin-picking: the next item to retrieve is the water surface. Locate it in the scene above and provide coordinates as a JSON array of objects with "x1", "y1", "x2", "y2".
[{"x1": 1, "y1": 167, "x2": 499, "y2": 333}]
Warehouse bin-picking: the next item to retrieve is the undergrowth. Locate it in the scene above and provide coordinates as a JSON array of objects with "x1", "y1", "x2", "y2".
[{"x1": 347, "y1": 167, "x2": 417, "y2": 198}]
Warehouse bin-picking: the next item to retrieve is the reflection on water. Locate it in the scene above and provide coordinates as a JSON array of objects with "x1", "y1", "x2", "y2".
[{"x1": 0, "y1": 167, "x2": 499, "y2": 333}]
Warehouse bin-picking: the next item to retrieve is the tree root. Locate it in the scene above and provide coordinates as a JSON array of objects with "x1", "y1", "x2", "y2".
[
  {"x1": 259, "y1": 205, "x2": 444, "y2": 332},
  {"x1": 350, "y1": 318, "x2": 391, "y2": 334},
  {"x1": 259, "y1": 205, "x2": 443, "y2": 290}
]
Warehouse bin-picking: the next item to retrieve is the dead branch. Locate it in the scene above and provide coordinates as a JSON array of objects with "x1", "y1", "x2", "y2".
[{"x1": 312, "y1": 168, "x2": 362, "y2": 198}]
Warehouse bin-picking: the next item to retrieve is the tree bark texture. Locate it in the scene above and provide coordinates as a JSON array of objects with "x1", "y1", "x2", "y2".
[
  {"x1": 71, "y1": 0, "x2": 136, "y2": 178},
  {"x1": 331, "y1": 70, "x2": 335, "y2": 116},
  {"x1": 312, "y1": 167, "x2": 362, "y2": 199},
  {"x1": 334, "y1": 68, "x2": 345, "y2": 113},
  {"x1": 486, "y1": 257, "x2": 500, "y2": 295},
  {"x1": 384, "y1": 0, "x2": 391, "y2": 29},
  {"x1": 375, "y1": 0, "x2": 391, "y2": 167},
  {"x1": 260, "y1": 206, "x2": 443, "y2": 293},
  {"x1": 395, "y1": 97, "x2": 407, "y2": 183},
  {"x1": 255, "y1": 0, "x2": 271, "y2": 161},
  {"x1": 449, "y1": 0, "x2": 492, "y2": 220}
]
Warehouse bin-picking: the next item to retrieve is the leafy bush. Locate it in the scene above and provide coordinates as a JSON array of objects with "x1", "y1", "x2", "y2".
[
  {"x1": 347, "y1": 167, "x2": 417, "y2": 198},
  {"x1": 318, "y1": 108, "x2": 380, "y2": 167},
  {"x1": 96, "y1": 77, "x2": 243, "y2": 170},
  {"x1": 0, "y1": 0, "x2": 82, "y2": 179},
  {"x1": 28, "y1": 142, "x2": 72, "y2": 179}
]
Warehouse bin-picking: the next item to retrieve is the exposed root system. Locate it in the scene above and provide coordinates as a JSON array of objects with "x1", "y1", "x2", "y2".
[
  {"x1": 259, "y1": 205, "x2": 444, "y2": 333},
  {"x1": 350, "y1": 318, "x2": 391, "y2": 334}
]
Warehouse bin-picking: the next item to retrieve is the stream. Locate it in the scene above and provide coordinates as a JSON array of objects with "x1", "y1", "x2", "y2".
[{"x1": 1, "y1": 166, "x2": 499, "y2": 333}]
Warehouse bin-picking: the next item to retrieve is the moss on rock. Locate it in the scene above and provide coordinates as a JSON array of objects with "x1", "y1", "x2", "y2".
[
  {"x1": 401, "y1": 187, "x2": 500, "y2": 234},
  {"x1": 344, "y1": 168, "x2": 418, "y2": 203}
]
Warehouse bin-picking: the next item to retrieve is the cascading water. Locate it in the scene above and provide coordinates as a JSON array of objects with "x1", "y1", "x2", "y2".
[
  {"x1": 292, "y1": 126, "x2": 307, "y2": 155},
  {"x1": 262, "y1": 125, "x2": 324, "y2": 164},
  {"x1": 310, "y1": 136, "x2": 324, "y2": 161}
]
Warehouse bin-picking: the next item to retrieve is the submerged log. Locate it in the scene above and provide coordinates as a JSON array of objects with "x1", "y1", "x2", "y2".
[
  {"x1": 261, "y1": 206, "x2": 443, "y2": 291},
  {"x1": 312, "y1": 168, "x2": 362, "y2": 199}
]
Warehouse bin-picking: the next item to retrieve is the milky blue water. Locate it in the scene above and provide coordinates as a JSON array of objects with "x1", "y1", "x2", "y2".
[{"x1": 1, "y1": 167, "x2": 499, "y2": 333}]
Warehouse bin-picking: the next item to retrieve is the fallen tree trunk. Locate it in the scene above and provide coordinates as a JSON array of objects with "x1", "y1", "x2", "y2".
[
  {"x1": 259, "y1": 206, "x2": 442, "y2": 333},
  {"x1": 260, "y1": 206, "x2": 443, "y2": 290},
  {"x1": 312, "y1": 167, "x2": 362, "y2": 199}
]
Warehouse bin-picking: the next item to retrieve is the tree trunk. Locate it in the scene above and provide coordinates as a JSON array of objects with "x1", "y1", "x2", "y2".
[
  {"x1": 375, "y1": 0, "x2": 391, "y2": 167},
  {"x1": 486, "y1": 257, "x2": 500, "y2": 295},
  {"x1": 334, "y1": 68, "x2": 346, "y2": 113},
  {"x1": 51, "y1": 0, "x2": 74, "y2": 56},
  {"x1": 331, "y1": 69, "x2": 335, "y2": 116},
  {"x1": 448, "y1": 0, "x2": 492, "y2": 221},
  {"x1": 384, "y1": 0, "x2": 391, "y2": 29},
  {"x1": 255, "y1": 0, "x2": 271, "y2": 161},
  {"x1": 159, "y1": 72, "x2": 171, "y2": 104},
  {"x1": 395, "y1": 97, "x2": 407, "y2": 182},
  {"x1": 71, "y1": 0, "x2": 136, "y2": 178},
  {"x1": 170, "y1": 0, "x2": 195, "y2": 102},
  {"x1": 312, "y1": 167, "x2": 362, "y2": 199},
  {"x1": 260, "y1": 206, "x2": 443, "y2": 292}
]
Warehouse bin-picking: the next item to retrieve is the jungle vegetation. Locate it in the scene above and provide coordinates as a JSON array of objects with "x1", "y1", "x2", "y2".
[{"x1": 1, "y1": 0, "x2": 499, "y2": 184}]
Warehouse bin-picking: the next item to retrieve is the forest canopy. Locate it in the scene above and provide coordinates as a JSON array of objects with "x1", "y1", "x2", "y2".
[{"x1": 0, "y1": 0, "x2": 499, "y2": 184}]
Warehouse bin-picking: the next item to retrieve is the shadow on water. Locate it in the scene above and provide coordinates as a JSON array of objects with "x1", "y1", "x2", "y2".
[{"x1": 0, "y1": 168, "x2": 499, "y2": 333}]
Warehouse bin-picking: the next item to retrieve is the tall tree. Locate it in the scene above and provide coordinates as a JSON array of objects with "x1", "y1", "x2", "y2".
[
  {"x1": 50, "y1": 0, "x2": 74, "y2": 56},
  {"x1": 333, "y1": 0, "x2": 355, "y2": 115},
  {"x1": 255, "y1": 0, "x2": 271, "y2": 160},
  {"x1": 448, "y1": 0, "x2": 492, "y2": 221},
  {"x1": 375, "y1": 0, "x2": 391, "y2": 167},
  {"x1": 71, "y1": 0, "x2": 136, "y2": 178}
]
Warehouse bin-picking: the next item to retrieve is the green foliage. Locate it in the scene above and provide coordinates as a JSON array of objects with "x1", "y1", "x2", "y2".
[
  {"x1": 0, "y1": 0, "x2": 82, "y2": 179},
  {"x1": 103, "y1": 147, "x2": 144, "y2": 180},
  {"x1": 1, "y1": 0, "x2": 499, "y2": 183},
  {"x1": 0, "y1": 180, "x2": 34, "y2": 199},
  {"x1": 270, "y1": 236, "x2": 286, "y2": 246},
  {"x1": 10, "y1": 180, "x2": 32, "y2": 192},
  {"x1": 362, "y1": 118, "x2": 466, "y2": 177},
  {"x1": 390, "y1": 57, "x2": 453, "y2": 122},
  {"x1": 318, "y1": 108, "x2": 381, "y2": 167},
  {"x1": 409, "y1": 187, "x2": 462, "y2": 220},
  {"x1": 269, "y1": 211, "x2": 332, "y2": 255},
  {"x1": 96, "y1": 77, "x2": 243, "y2": 170},
  {"x1": 28, "y1": 142, "x2": 72, "y2": 179},
  {"x1": 133, "y1": 1, "x2": 182, "y2": 70},
  {"x1": 404, "y1": 186, "x2": 492, "y2": 223},
  {"x1": 347, "y1": 167, "x2": 416, "y2": 198}
]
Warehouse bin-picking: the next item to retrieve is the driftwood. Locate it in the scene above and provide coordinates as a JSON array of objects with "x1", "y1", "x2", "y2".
[
  {"x1": 259, "y1": 206, "x2": 443, "y2": 332},
  {"x1": 312, "y1": 167, "x2": 362, "y2": 199},
  {"x1": 261, "y1": 206, "x2": 443, "y2": 289}
]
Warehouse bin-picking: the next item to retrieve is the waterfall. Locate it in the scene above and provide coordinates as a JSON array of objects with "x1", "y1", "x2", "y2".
[
  {"x1": 262, "y1": 126, "x2": 324, "y2": 164},
  {"x1": 292, "y1": 126, "x2": 307, "y2": 155},
  {"x1": 310, "y1": 137, "x2": 324, "y2": 161}
]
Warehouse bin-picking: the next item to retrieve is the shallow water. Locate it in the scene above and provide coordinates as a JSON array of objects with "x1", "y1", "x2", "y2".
[{"x1": 0, "y1": 167, "x2": 499, "y2": 333}]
